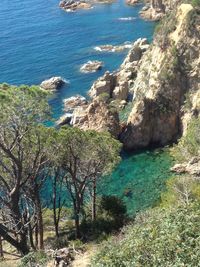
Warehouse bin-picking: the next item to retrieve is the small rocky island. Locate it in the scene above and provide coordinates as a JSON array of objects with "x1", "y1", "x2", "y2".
[
  {"x1": 94, "y1": 43, "x2": 132, "y2": 53},
  {"x1": 59, "y1": 0, "x2": 115, "y2": 12},
  {"x1": 80, "y1": 60, "x2": 103, "y2": 73},
  {"x1": 40, "y1": 76, "x2": 66, "y2": 90},
  {"x1": 59, "y1": 0, "x2": 92, "y2": 11}
]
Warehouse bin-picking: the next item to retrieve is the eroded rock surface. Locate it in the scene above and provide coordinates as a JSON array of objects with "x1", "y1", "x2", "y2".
[
  {"x1": 72, "y1": 99, "x2": 120, "y2": 138},
  {"x1": 121, "y1": 4, "x2": 200, "y2": 150},
  {"x1": 40, "y1": 77, "x2": 65, "y2": 90},
  {"x1": 80, "y1": 60, "x2": 103, "y2": 73},
  {"x1": 89, "y1": 38, "x2": 149, "y2": 101}
]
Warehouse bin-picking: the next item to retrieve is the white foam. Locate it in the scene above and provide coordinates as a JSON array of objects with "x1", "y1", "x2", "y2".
[{"x1": 118, "y1": 17, "x2": 136, "y2": 21}]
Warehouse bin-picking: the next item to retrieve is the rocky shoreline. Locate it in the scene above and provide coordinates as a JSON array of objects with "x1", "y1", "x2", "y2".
[{"x1": 55, "y1": 1, "x2": 199, "y2": 152}]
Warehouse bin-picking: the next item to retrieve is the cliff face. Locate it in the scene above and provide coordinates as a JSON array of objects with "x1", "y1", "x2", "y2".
[{"x1": 121, "y1": 3, "x2": 200, "y2": 150}]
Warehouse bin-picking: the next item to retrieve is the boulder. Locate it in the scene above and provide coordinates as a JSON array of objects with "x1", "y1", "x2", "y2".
[
  {"x1": 40, "y1": 77, "x2": 65, "y2": 90},
  {"x1": 80, "y1": 60, "x2": 103, "y2": 73},
  {"x1": 63, "y1": 95, "x2": 87, "y2": 113},
  {"x1": 72, "y1": 100, "x2": 120, "y2": 138},
  {"x1": 171, "y1": 158, "x2": 200, "y2": 176},
  {"x1": 89, "y1": 71, "x2": 116, "y2": 99},
  {"x1": 112, "y1": 81, "x2": 129, "y2": 100},
  {"x1": 53, "y1": 248, "x2": 74, "y2": 267}
]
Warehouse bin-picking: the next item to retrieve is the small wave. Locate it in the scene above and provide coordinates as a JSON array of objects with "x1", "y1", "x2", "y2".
[
  {"x1": 62, "y1": 78, "x2": 70, "y2": 84},
  {"x1": 94, "y1": 46, "x2": 116, "y2": 52},
  {"x1": 118, "y1": 17, "x2": 136, "y2": 21},
  {"x1": 94, "y1": 46, "x2": 104, "y2": 52}
]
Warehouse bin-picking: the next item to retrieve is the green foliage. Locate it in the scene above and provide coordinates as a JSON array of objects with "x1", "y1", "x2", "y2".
[
  {"x1": 119, "y1": 102, "x2": 133, "y2": 123},
  {"x1": 18, "y1": 251, "x2": 48, "y2": 267},
  {"x1": 97, "y1": 92, "x2": 110, "y2": 103},
  {"x1": 57, "y1": 126, "x2": 122, "y2": 176},
  {"x1": 154, "y1": 10, "x2": 177, "y2": 48},
  {"x1": 192, "y1": 0, "x2": 200, "y2": 7},
  {"x1": 81, "y1": 196, "x2": 127, "y2": 239},
  {"x1": 171, "y1": 117, "x2": 200, "y2": 162},
  {"x1": 161, "y1": 175, "x2": 200, "y2": 207},
  {"x1": 48, "y1": 235, "x2": 69, "y2": 250},
  {"x1": 92, "y1": 203, "x2": 200, "y2": 267}
]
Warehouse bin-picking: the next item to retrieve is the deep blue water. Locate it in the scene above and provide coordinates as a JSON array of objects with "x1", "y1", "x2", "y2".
[{"x1": 0, "y1": 0, "x2": 155, "y2": 119}]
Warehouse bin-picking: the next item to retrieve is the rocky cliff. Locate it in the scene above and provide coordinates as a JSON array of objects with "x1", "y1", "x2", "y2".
[{"x1": 121, "y1": 3, "x2": 200, "y2": 150}]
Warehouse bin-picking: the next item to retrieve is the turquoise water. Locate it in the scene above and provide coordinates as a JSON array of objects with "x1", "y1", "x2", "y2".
[
  {"x1": 0, "y1": 0, "x2": 172, "y2": 214},
  {"x1": 99, "y1": 149, "x2": 173, "y2": 215}
]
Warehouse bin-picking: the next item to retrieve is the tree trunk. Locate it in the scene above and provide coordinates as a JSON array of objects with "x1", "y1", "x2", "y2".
[
  {"x1": 35, "y1": 222, "x2": 39, "y2": 249},
  {"x1": 0, "y1": 224, "x2": 29, "y2": 255},
  {"x1": 0, "y1": 236, "x2": 3, "y2": 258},
  {"x1": 29, "y1": 224, "x2": 36, "y2": 250},
  {"x1": 52, "y1": 175, "x2": 59, "y2": 238},
  {"x1": 35, "y1": 194, "x2": 44, "y2": 250},
  {"x1": 74, "y1": 212, "x2": 80, "y2": 239},
  {"x1": 92, "y1": 179, "x2": 97, "y2": 222}
]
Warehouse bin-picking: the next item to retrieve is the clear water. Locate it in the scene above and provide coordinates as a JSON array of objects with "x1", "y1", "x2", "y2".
[
  {"x1": 0, "y1": 0, "x2": 172, "y2": 214},
  {"x1": 99, "y1": 149, "x2": 173, "y2": 215}
]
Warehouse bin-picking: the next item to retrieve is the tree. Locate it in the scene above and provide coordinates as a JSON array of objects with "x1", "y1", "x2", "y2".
[
  {"x1": 54, "y1": 127, "x2": 121, "y2": 238},
  {"x1": 0, "y1": 85, "x2": 51, "y2": 255}
]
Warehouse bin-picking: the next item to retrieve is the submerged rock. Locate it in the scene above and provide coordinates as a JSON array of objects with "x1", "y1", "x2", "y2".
[
  {"x1": 80, "y1": 60, "x2": 103, "y2": 73},
  {"x1": 40, "y1": 77, "x2": 65, "y2": 90},
  {"x1": 63, "y1": 95, "x2": 88, "y2": 113},
  {"x1": 59, "y1": 0, "x2": 92, "y2": 12},
  {"x1": 94, "y1": 43, "x2": 132, "y2": 53}
]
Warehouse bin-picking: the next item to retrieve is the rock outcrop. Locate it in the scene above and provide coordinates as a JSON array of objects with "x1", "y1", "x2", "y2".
[
  {"x1": 40, "y1": 77, "x2": 65, "y2": 90},
  {"x1": 94, "y1": 43, "x2": 132, "y2": 53},
  {"x1": 126, "y1": 0, "x2": 140, "y2": 6},
  {"x1": 71, "y1": 99, "x2": 120, "y2": 138},
  {"x1": 121, "y1": 3, "x2": 200, "y2": 150},
  {"x1": 171, "y1": 158, "x2": 200, "y2": 177},
  {"x1": 140, "y1": 0, "x2": 181, "y2": 21},
  {"x1": 59, "y1": 0, "x2": 92, "y2": 11},
  {"x1": 89, "y1": 38, "x2": 149, "y2": 101},
  {"x1": 80, "y1": 60, "x2": 103, "y2": 73},
  {"x1": 63, "y1": 95, "x2": 87, "y2": 113}
]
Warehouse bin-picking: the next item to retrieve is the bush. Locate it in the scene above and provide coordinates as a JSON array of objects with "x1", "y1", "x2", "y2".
[
  {"x1": 81, "y1": 196, "x2": 127, "y2": 240},
  {"x1": 92, "y1": 203, "x2": 200, "y2": 266},
  {"x1": 171, "y1": 117, "x2": 200, "y2": 162},
  {"x1": 192, "y1": 0, "x2": 200, "y2": 7},
  {"x1": 18, "y1": 251, "x2": 48, "y2": 267}
]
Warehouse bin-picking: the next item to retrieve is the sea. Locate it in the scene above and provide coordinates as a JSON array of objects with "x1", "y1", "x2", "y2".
[{"x1": 0, "y1": 0, "x2": 172, "y2": 213}]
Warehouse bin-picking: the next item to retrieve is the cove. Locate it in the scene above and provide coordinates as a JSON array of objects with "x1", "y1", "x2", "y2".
[{"x1": 0, "y1": 0, "x2": 172, "y2": 214}]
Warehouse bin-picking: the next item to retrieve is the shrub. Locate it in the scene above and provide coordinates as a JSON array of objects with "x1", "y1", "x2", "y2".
[
  {"x1": 18, "y1": 251, "x2": 48, "y2": 267},
  {"x1": 92, "y1": 203, "x2": 200, "y2": 266},
  {"x1": 81, "y1": 196, "x2": 127, "y2": 240},
  {"x1": 171, "y1": 117, "x2": 200, "y2": 162}
]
